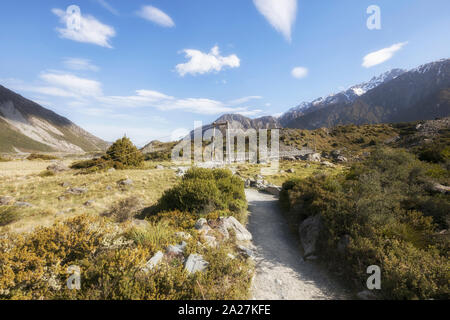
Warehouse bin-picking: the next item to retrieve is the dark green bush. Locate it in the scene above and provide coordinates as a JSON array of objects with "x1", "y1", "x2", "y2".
[
  {"x1": 27, "y1": 154, "x2": 59, "y2": 161},
  {"x1": 70, "y1": 137, "x2": 144, "y2": 172},
  {"x1": 0, "y1": 207, "x2": 21, "y2": 226},
  {"x1": 157, "y1": 168, "x2": 246, "y2": 220}
]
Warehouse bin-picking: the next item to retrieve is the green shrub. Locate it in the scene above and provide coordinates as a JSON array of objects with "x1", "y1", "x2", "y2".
[
  {"x1": 418, "y1": 144, "x2": 449, "y2": 163},
  {"x1": 104, "y1": 137, "x2": 144, "y2": 168},
  {"x1": 279, "y1": 148, "x2": 450, "y2": 299},
  {"x1": 70, "y1": 137, "x2": 144, "y2": 172},
  {"x1": 27, "y1": 154, "x2": 59, "y2": 161},
  {"x1": 156, "y1": 168, "x2": 246, "y2": 220}
]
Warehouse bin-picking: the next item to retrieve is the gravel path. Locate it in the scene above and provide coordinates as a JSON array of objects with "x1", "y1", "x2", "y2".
[{"x1": 246, "y1": 189, "x2": 349, "y2": 300}]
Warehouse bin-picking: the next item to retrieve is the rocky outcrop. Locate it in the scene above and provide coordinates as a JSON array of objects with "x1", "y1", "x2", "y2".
[
  {"x1": 47, "y1": 162, "x2": 69, "y2": 173},
  {"x1": 185, "y1": 254, "x2": 209, "y2": 274},
  {"x1": 298, "y1": 215, "x2": 322, "y2": 257}
]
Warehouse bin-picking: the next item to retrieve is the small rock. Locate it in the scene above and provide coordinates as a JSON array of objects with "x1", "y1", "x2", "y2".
[
  {"x1": 0, "y1": 196, "x2": 14, "y2": 206},
  {"x1": 60, "y1": 182, "x2": 71, "y2": 188},
  {"x1": 84, "y1": 200, "x2": 94, "y2": 207},
  {"x1": 15, "y1": 201, "x2": 33, "y2": 207},
  {"x1": 202, "y1": 234, "x2": 218, "y2": 248},
  {"x1": 143, "y1": 251, "x2": 164, "y2": 272},
  {"x1": 166, "y1": 241, "x2": 187, "y2": 255},
  {"x1": 227, "y1": 253, "x2": 236, "y2": 259},
  {"x1": 244, "y1": 178, "x2": 252, "y2": 188},
  {"x1": 321, "y1": 161, "x2": 336, "y2": 168},
  {"x1": 307, "y1": 153, "x2": 321, "y2": 162},
  {"x1": 237, "y1": 245, "x2": 255, "y2": 259},
  {"x1": 117, "y1": 179, "x2": 133, "y2": 186},
  {"x1": 58, "y1": 196, "x2": 66, "y2": 201},
  {"x1": 107, "y1": 168, "x2": 116, "y2": 173},
  {"x1": 336, "y1": 155, "x2": 348, "y2": 162},
  {"x1": 66, "y1": 187, "x2": 88, "y2": 195},
  {"x1": 287, "y1": 168, "x2": 295, "y2": 173},
  {"x1": 184, "y1": 254, "x2": 208, "y2": 274},
  {"x1": 156, "y1": 165, "x2": 164, "y2": 170},
  {"x1": 194, "y1": 218, "x2": 208, "y2": 230},
  {"x1": 47, "y1": 162, "x2": 69, "y2": 173},
  {"x1": 106, "y1": 185, "x2": 113, "y2": 191},
  {"x1": 299, "y1": 215, "x2": 322, "y2": 257},
  {"x1": 216, "y1": 216, "x2": 252, "y2": 241},
  {"x1": 264, "y1": 185, "x2": 282, "y2": 197}
]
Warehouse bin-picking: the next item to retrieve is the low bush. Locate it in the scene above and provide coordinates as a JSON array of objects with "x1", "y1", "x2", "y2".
[
  {"x1": 0, "y1": 207, "x2": 21, "y2": 226},
  {"x1": 102, "y1": 196, "x2": 141, "y2": 222},
  {"x1": 26, "y1": 154, "x2": 59, "y2": 161},
  {"x1": 156, "y1": 168, "x2": 246, "y2": 221},
  {"x1": 280, "y1": 148, "x2": 450, "y2": 299},
  {"x1": 38, "y1": 170, "x2": 55, "y2": 177},
  {"x1": 0, "y1": 214, "x2": 252, "y2": 300}
]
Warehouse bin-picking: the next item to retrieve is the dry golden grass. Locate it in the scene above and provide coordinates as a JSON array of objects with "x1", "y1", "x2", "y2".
[{"x1": 0, "y1": 159, "x2": 177, "y2": 234}]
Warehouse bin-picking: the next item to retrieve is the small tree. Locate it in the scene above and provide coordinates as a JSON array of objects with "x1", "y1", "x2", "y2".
[{"x1": 104, "y1": 137, "x2": 144, "y2": 168}]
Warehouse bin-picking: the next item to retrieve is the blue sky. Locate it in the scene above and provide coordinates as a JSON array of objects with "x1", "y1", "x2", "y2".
[{"x1": 1, "y1": 0, "x2": 449, "y2": 146}]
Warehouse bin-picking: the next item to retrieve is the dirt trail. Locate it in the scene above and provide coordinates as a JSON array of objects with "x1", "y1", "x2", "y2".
[{"x1": 245, "y1": 189, "x2": 349, "y2": 300}]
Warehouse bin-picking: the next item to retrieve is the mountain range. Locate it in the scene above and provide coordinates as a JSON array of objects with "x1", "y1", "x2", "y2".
[
  {"x1": 1, "y1": 59, "x2": 449, "y2": 153},
  {"x1": 211, "y1": 58, "x2": 450, "y2": 131},
  {"x1": 0, "y1": 85, "x2": 109, "y2": 153}
]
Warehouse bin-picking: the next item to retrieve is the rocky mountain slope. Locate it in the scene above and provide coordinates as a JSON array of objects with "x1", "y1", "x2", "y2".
[
  {"x1": 284, "y1": 59, "x2": 450, "y2": 129},
  {"x1": 0, "y1": 85, "x2": 109, "y2": 153}
]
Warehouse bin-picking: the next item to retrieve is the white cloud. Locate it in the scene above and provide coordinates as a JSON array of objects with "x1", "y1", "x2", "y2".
[
  {"x1": 362, "y1": 42, "x2": 408, "y2": 68},
  {"x1": 176, "y1": 46, "x2": 240, "y2": 76},
  {"x1": 52, "y1": 8, "x2": 116, "y2": 48},
  {"x1": 236, "y1": 109, "x2": 264, "y2": 117},
  {"x1": 253, "y1": 0, "x2": 297, "y2": 42},
  {"x1": 63, "y1": 58, "x2": 99, "y2": 72},
  {"x1": 137, "y1": 5, "x2": 175, "y2": 27},
  {"x1": 291, "y1": 66, "x2": 308, "y2": 79},
  {"x1": 95, "y1": 0, "x2": 119, "y2": 15},
  {"x1": 228, "y1": 96, "x2": 262, "y2": 105},
  {"x1": 39, "y1": 72, "x2": 103, "y2": 97}
]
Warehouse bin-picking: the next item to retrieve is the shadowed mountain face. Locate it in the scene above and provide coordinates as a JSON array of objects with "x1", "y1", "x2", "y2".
[
  {"x1": 0, "y1": 85, "x2": 109, "y2": 153},
  {"x1": 284, "y1": 59, "x2": 450, "y2": 129}
]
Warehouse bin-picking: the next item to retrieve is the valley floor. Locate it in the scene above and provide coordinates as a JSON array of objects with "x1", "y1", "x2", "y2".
[{"x1": 246, "y1": 189, "x2": 349, "y2": 300}]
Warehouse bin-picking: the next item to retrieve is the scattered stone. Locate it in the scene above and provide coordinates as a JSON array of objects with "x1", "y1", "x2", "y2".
[
  {"x1": 106, "y1": 185, "x2": 113, "y2": 191},
  {"x1": 298, "y1": 215, "x2": 322, "y2": 257},
  {"x1": 287, "y1": 168, "x2": 295, "y2": 173},
  {"x1": 66, "y1": 187, "x2": 88, "y2": 195},
  {"x1": 237, "y1": 245, "x2": 255, "y2": 259},
  {"x1": 60, "y1": 182, "x2": 71, "y2": 188},
  {"x1": 321, "y1": 161, "x2": 336, "y2": 168},
  {"x1": 175, "y1": 167, "x2": 189, "y2": 177},
  {"x1": 357, "y1": 290, "x2": 377, "y2": 300},
  {"x1": 143, "y1": 251, "x2": 164, "y2": 272},
  {"x1": 58, "y1": 196, "x2": 66, "y2": 201},
  {"x1": 184, "y1": 254, "x2": 208, "y2": 274},
  {"x1": 283, "y1": 156, "x2": 296, "y2": 161},
  {"x1": 0, "y1": 196, "x2": 13, "y2": 206},
  {"x1": 46, "y1": 162, "x2": 69, "y2": 173},
  {"x1": 336, "y1": 155, "x2": 348, "y2": 162},
  {"x1": 107, "y1": 168, "x2": 116, "y2": 173},
  {"x1": 84, "y1": 200, "x2": 95, "y2": 207},
  {"x1": 244, "y1": 178, "x2": 252, "y2": 188},
  {"x1": 202, "y1": 234, "x2": 218, "y2": 248},
  {"x1": 166, "y1": 241, "x2": 187, "y2": 256},
  {"x1": 117, "y1": 179, "x2": 133, "y2": 186},
  {"x1": 15, "y1": 201, "x2": 33, "y2": 207},
  {"x1": 307, "y1": 153, "x2": 321, "y2": 162},
  {"x1": 305, "y1": 163, "x2": 311, "y2": 168},
  {"x1": 195, "y1": 218, "x2": 208, "y2": 230},
  {"x1": 428, "y1": 183, "x2": 450, "y2": 194},
  {"x1": 216, "y1": 216, "x2": 252, "y2": 241},
  {"x1": 156, "y1": 165, "x2": 164, "y2": 170}
]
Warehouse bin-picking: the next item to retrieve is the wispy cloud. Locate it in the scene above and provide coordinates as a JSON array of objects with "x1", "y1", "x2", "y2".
[
  {"x1": 95, "y1": 0, "x2": 119, "y2": 15},
  {"x1": 137, "y1": 5, "x2": 175, "y2": 27},
  {"x1": 362, "y1": 42, "x2": 408, "y2": 68},
  {"x1": 176, "y1": 46, "x2": 240, "y2": 76},
  {"x1": 291, "y1": 66, "x2": 308, "y2": 79},
  {"x1": 253, "y1": 0, "x2": 297, "y2": 42},
  {"x1": 9, "y1": 72, "x2": 261, "y2": 116},
  {"x1": 52, "y1": 8, "x2": 116, "y2": 48},
  {"x1": 63, "y1": 58, "x2": 99, "y2": 72}
]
